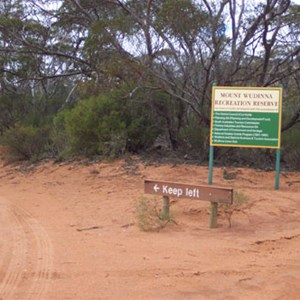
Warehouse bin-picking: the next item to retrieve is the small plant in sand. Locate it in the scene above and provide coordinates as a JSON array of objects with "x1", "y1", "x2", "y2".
[
  {"x1": 219, "y1": 190, "x2": 249, "y2": 228},
  {"x1": 135, "y1": 196, "x2": 174, "y2": 232}
]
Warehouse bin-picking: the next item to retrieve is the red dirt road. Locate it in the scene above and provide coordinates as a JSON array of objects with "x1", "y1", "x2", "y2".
[{"x1": 0, "y1": 153, "x2": 300, "y2": 299}]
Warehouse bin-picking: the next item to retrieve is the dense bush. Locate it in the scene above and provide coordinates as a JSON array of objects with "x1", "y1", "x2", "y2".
[
  {"x1": 62, "y1": 95, "x2": 127, "y2": 157},
  {"x1": 281, "y1": 124, "x2": 300, "y2": 169},
  {"x1": 179, "y1": 123, "x2": 210, "y2": 160},
  {"x1": 1, "y1": 83, "x2": 299, "y2": 169},
  {"x1": 0, "y1": 93, "x2": 31, "y2": 135},
  {"x1": 52, "y1": 92, "x2": 161, "y2": 158},
  {"x1": 1, "y1": 125, "x2": 51, "y2": 162}
]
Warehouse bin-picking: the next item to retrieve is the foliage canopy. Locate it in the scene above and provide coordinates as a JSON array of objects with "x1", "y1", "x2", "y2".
[{"x1": 0, "y1": 0, "x2": 300, "y2": 167}]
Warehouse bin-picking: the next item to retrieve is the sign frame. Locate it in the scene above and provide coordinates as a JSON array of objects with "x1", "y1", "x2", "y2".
[
  {"x1": 208, "y1": 84, "x2": 283, "y2": 190},
  {"x1": 144, "y1": 180, "x2": 233, "y2": 204},
  {"x1": 210, "y1": 86, "x2": 283, "y2": 149}
]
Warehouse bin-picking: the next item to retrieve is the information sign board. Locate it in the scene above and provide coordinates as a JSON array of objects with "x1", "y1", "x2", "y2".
[{"x1": 210, "y1": 86, "x2": 282, "y2": 148}]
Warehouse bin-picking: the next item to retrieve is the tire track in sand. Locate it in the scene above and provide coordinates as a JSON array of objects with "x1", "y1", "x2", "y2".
[
  {"x1": 0, "y1": 197, "x2": 54, "y2": 299},
  {"x1": 0, "y1": 199, "x2": 27, "y2": 299}
]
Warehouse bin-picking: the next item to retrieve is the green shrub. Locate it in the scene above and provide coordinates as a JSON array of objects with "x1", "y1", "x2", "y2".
[
  {"x1": 135, "y1": 196, "x2": 174, "y2": 231},
  {"x1": 179, "y1": 124, "x2": 209, "y2": 159},
  {"x1": 1, "y1": 125, "x2": 51, "y2": 162},
  {"x1": 126, "y1": 116, "x2": 160, "y2": 152},
  {"x1": 53, "y1": 91, "x2": 161, "y2": 159},
  {"x1": 60, "y1": 95, "x2": 127, "y2": 157},
  {"x1": 219, "y1": 190, "x2": 249, "y2": 228},
  {"x1": 0, "y1": 93, "x2": 31, "y2": 134},
  {"x1": 281, "y1": 124, "x2": 300, "y2": 170},
  {"x1": 51, "y1": 112, "x2": 72, "y2": 159}
]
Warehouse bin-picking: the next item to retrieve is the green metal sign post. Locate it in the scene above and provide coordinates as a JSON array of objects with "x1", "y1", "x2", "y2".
[
  {"x1": 208, "y1": 145, "x2": 216, "y2": 227},
  {"x1": 208, "y1": 145, "x2": 214, "y2": 185},
  {"x1": 275, "y1": 148, "x2": 281, "y2": 190}
]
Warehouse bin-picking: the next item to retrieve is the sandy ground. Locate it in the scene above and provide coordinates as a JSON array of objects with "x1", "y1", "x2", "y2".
[{"x1": 0, "y1": 149, "x2": 300, "y2": 300}]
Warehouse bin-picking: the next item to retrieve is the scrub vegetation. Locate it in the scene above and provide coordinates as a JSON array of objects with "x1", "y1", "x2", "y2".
[
  {"x1": 135, "y1": 196, "x2": 174, "y2": 232},
  {"x1": 0, "y1": 0, "x2": 299, "y2": 169},
  {"x1": 219, "y1": 190, "x2": 250, "y2": 228}
]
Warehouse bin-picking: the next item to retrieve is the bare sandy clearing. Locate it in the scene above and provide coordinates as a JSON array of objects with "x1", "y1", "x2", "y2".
[{"x1": 0, "y1": 152, "x2": 300, "y2": 299}]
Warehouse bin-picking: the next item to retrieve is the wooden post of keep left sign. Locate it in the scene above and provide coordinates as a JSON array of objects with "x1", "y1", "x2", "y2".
[
  {"x1": 209, "y1": 202, "x2": 218, "y2": 228},
  {"x1": 162, "y1": 196, "x2": 170, "y2": 220}
]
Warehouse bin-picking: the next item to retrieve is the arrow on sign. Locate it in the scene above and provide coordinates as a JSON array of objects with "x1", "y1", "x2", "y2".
[{"x1": 153, "y1": 184, "x2": 160, "y2": 192}]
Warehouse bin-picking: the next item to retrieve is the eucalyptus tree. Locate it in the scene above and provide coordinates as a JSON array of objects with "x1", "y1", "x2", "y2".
[
  {"x1": 0, "y1": 0, "x2": 80, "y2": 130},
  {"x1": 1, "y1": 0, "x2": 300, "y2": 138},
  {"x1": 111, "y1": 0, "x2": 300, "y2": 137}
]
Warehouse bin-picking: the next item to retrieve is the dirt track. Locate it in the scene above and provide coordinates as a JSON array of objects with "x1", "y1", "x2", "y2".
[{"x1": 0, "y1": 154, "x2": 300, "y2": 299}]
